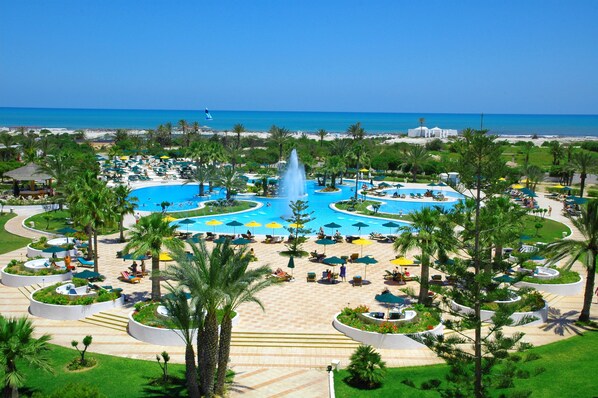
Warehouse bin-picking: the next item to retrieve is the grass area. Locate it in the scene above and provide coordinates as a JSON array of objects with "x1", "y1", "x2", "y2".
[
  {"x1": 334, "y1": 200, "x2": 413, "y2": 222},
  {"x1": 0, "y1": 212, "x2": 30, "y2": 254},
  {"x1": 522, "y1": 268, "x2": 581, "y2": 284},
  {"x1": 335, "y1": 331, "x2": 598, "y2": 398},
  {"x1": 19, "y1": 343, "x2": 188, "y2": 397},
  {"x1": 25, "y1": 210, "x2": 118, "y2": 235},
  {"x1": 521, "y1": 215, "x2": 570, "y2": 243},
  {"x1": 170, "y1": 200, "x2": 257, "y2": 219}
]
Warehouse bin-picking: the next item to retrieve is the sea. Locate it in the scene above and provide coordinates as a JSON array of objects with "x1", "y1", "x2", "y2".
[{"x1": 1, "y1": 107, "x2": 598, "y2": 137}]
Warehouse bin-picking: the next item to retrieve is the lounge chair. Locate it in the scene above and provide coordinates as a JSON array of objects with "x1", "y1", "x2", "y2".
[
  {"x1": 77, "y1": 257, "x2": 94, "y2": 268},
  {"x1": 271, "y1": 268, "x2": 292, "y2": 282},
  {"x1": 272, "y1": 236, "x2": 284, "y2": 244},
  {"x1": 119, "y1": 271, "x2": 141, "y2": 284},
  {"x1": 307, "y1": 272, "x2": 316, "y2": 282},
  {"x1": 263, "y1": 235, "x2": 273, "y2": 243},
  {"x1": 205, "y1": 232, "x2": 215, "y2": 241},
  {"x1": 349, "y1": 253, "x2": 359, "y2": 262},
  {"x1": 353, "y1": 275, "x2": 363, "y2": 287}
]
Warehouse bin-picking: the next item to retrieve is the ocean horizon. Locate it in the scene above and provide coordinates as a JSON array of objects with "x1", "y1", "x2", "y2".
[{"x1": 1, "y1": 107, "x2": 598, "y2": 137}]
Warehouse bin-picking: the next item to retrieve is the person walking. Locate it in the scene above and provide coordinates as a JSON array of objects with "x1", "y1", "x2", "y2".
[
  {"x1": 340, "y1": 264, "x2": 347, "y2": 282},
  {"x1": 548, "y1": 205, "x2": 552, "y2": 217}
]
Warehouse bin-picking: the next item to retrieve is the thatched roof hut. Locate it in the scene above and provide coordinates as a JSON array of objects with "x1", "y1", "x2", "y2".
[{"x1": 5, "y1": 163, "x2": 52, "y2": 182}]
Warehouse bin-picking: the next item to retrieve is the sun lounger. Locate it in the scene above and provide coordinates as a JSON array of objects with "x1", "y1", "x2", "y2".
[
  {"x1": 263, "y1": 235, "x2": 273, "y2": 243},
  {"x1": 353, "y1": 275, "x2": 363, "y2": 287},
  {"x1": 77, "y1": 257, "x2": 94, "y2": 267},
  {"x1": 307, "y1": 272, "x2": 316, "y2": 282},
  {"x1": 272, "y1": 236, "x2": 284, "y2": 243},
  {"x1": 271, "y1": 268, "x2": 292, "y2": 281},
  {"x1": 349, "y1": 253, "x2": 359, "y2": 262},
  {"x1": 119, "y1": 271, "x2": 141, "y2": 284},
  {"x1": 205, "y1": 232, "x2": 215, "y2": 241}
]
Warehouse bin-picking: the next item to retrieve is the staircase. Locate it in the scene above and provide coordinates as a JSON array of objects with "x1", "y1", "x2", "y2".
[
  {"x1": 230, "y1": 331, "x2": 359, "y2": 349},
  {"x1": 79, "y1": 312, "x2": 129, "y2": 332}
]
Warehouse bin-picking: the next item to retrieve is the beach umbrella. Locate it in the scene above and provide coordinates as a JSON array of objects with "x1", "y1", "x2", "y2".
[
  {"x1": 189, "y1": 233, "x2": 204, "y2": 243},
  {"x1": 232, "y1": 237, "x2": 252, "y2": 246},
  {"x1": 359, "y1": 168, "x2": 370, "y2": 173},
  {"x1": 265, "y1": 221, "x2": 283, "y2": 235},
  {"x1": 213, "y1": 236, "x2": 228, "y2": 244},
  {"x1": 178, "y1": 218, "x2": 196, "y2": 233},
  {"x1": 74, "y1": 270, "x2": 101, "y2": 280},
  {"x1": 323, "y1": 256, "x2": 345, "y2": 266},
  {"x1": 375, "y1": 291, "x2": 407, "y2": 305},
  {"x1": 373, "y1": 175, "x2": 386, "y2": 181},
  {"x1": 435, "y1": 258, "x2": 455, "y2": 266},
  {"x1": 552, "y1": 184, "x2": 565, "y2": 189},
  {"x1": 315, "y1": 238, "x2": 336, "y2": 254},
  {"x1": 567, "y1": 196, "x2": 588, "y2": 205},
  {"x1": 498, "y1": 177, "x2": 507, "y2": 182},
  {"x1": 394, "y1": 183, "x2": 404, "y2": 188},
  {"x1": 378, "y1": 182, "x2": 391, "y2": 188},
  {"x1": 427, "y1": 182, "x2": 437, "y2": 187},
  {"x1": 226, "y1": 220, "x2": 244, "y2": 234},
  {"x1": 77, "y1": 242, "x2": 88, "y2": 248},
  {"x1": 245, "y1": 220, "x2": 262, "y2": 235},
  {"x1": 206, "y1": 219, "x2": 223, "y2": 233},
  {"x1": 56, "y1": 226, "x2": 78, "y2": 243},
  {"x1": 511, "y1": 184, "x2": 524, "y2": 189},
  {"x1": 390, "y1": 257, "x2": 416, "y2": 266},
  {"x1": 520, "y1": 188, "x2": 537, "y2": 197},
  {"x1": 122, "y1": 253, "x2": 150, "y2": 261},
  {"x1": 382, "y1": 221, "x2": 401, "y2": 235},
  {"x1": 160, "y1": 155, "x2": 170, "y2": 159},
  {"x1": 163, "y1": 215, "x2": 177, "y2": 222},
  {"x1": 287, "y1": 256, "x2": 295, "y2": 277},
  {"x1": 561, "y1": 186, "x2": 572, "y2": 192},
  {"x1": 352, "y1": 221, "x2": 369, "y2": 236},
  {"x1": 42, "y1": 245, "x2": 65, "y2": 254},
  {"x1": 352, "y1": 238, "x2": 373, "y2": 256},
  {"x1": 119, "y1": 156, "x2": 129, "y2": 160},
  {"x1": 493, "y1": 274, "x2": 516, "y2": 284},
  {"x1": 324, "y1": 222, "x2": 342, "y2": 235},
  {"x1": 354, "y1": 256, "x2": 378, "y2": 280},
  {"x1": 159, "y1": 252, "x2": 173, "y2": 261}
]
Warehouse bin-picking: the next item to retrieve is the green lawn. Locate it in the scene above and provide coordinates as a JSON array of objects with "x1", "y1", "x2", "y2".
[
  {"x1": 20, "y1": 343, "x2": 188, "y2": 398},
  {"x1": 0, "y1": 213, "x2": 30, "y2": 254},
  {"x1": 334, "y1": 200, "x2": 412, "y2": 222},
  {"x1": 25, "y1": 210, "x2": 118, "y2": 235},
  {"x1": 521, "y1": 215, "x2": 570, "y2": 243},
  {"x1": 335, "y1": 331, "x2": 598, "y2": 397},
  {"x1": 171, "y1": 200, "x2": 257, "y2": 219}
]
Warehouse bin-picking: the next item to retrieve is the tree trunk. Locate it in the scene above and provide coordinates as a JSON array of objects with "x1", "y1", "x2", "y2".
[
  {"x1": 579, "y1": 257, "x2": 596, "y2": 322},
  {"x1": 86, "y1": 224, "x2": 93, "y2": 260},
  {"x1": 93, "y1": 231, "x2": 99, "y2": 274},
  {"x1": 199, "y1": 182, "x2": 205, "y2": 196},
  {"x1": 201, "y1": 311, "x2": 219, "y2": 397},
  {"x1": 150, "y1": 257, "x2": 161, "y2": 300},
  {"x1": 580, "y1": 173, "x2": 587, "y2": 198},
  {"x1": 185, "y1": 343, "x2": 200, "y2": 398},
  {"x1": 119, "y1": 216, "x2": 125, "y2": 243},
  {"x1": 494, "y1": 244, "x2": 503, "y2": 264},
  {"x1": 473, "y1": 175, "x2": 483, "y2": 398},
  {"x1": 215, "y1": 315, "x2": 233, "y2": 395},
  {"x1": 418, "y1": 254, "x2": 430, "y2": 305},
  {"x1": 412, "y1": 168, "x2": 417, "y2": 182}
]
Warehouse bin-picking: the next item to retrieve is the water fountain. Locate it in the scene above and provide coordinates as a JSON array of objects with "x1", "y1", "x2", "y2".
[{"x1": 280, "y1": 149, "x2": 307, "y2": 212}]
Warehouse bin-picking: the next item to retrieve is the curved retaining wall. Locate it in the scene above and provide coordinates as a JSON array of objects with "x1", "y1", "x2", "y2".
[
  {"x1": 128, "y1": 312, "x2": 240, "y2": 346},
  {"x1": 514, "y1": 277, "x2": 583, "y2": 296},
  {"x1": 1, "y1": 267, "x2": 72, "y2": 288},
  {"x1": 29, "y1": 288, "x2": 125, "y2": 320},
  {"x1": 332, "y1": 313, "x2": 443, "y2": 349},
  {"x1": 27, "y1": 244, "x2": 77, "y2": 259},
  {"x1": 450, "y1": 300, "x2": 548, "y2": 326}
]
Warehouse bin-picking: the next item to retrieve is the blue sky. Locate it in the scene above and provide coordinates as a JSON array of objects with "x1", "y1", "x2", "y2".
[{"x1": 1, "y1": 0, "x2": 597, "y2": 114}]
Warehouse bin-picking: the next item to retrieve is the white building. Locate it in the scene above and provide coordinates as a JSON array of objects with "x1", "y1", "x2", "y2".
[{"x1": 407, "y1": 126, "x2": 458, "y2": 138}]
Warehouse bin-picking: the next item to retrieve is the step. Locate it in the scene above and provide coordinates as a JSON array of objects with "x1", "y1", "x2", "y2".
[
  {"x1": 230, "y1": 341, "x2": 359, "y2": 348},
  {"x1": 79, "y1": 318, "x2": 128, "y2": 333}
]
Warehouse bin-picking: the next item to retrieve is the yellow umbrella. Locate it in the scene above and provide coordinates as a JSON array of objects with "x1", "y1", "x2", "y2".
[
  {"x1": 498, "y1": 177, "x2": 506, "y2": 181},
  {"x1": 390, "y1": 256, "x2": 416, "y2": 266},
  {"x1": 552, "y1": 184, "x2": 565, "y2": 189},
  {"x1": 245, "y1": 220, "x2": 262, "y2": 235},
  {"x1": 160, "y1": 155, "x2": 170, "y2": 159},
  {"x1": 159, "y1": 252, "x2": 173, "y2": 261},
  {"x1": 352, "y1": 238, "x2": 373, "y2": 256},
  {"x1": 289, "y1": 223, "x2": 303, "y2": 228},
  {"x1": 163, "y1": 215, "x2": 177, "y2": 222},
  {"x1": 206, "y1": 219, "x2": 223, "y2": 233},
  {"x1": 359, "y1": 168, "x2": 370, "y2": 172},
  {"x1": 511, "y1": 184, "x2": 524, "y2": 189},
  {"x1": 520, "y1": 178, "x2": 529, "y2": 183},
  {"x1": 119, "y1": 155, "x2": 129, "y2": 160},
  {"x1": 265, "y1": 221, "x2": 283, "y2": 235}
]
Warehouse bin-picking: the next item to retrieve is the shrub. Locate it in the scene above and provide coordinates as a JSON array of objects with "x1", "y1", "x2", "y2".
[
  {"x1": 37, "y1": 382, "x2": 106, "y2": 398},
  {"x1": 346, "y1": 345, "x2": 387, "y2": 389}
]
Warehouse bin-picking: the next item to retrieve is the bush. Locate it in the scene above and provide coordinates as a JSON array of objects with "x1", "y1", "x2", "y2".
[
  {"x1": 346, "y1": 345, "x2": 386, "y2": 389},
  {"x1": 34, "y1": 382, "x2": 106, "y2": 398}
]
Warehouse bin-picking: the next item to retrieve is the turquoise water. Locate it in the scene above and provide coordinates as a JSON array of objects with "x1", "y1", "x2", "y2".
[
  {"x1": 131, "y1": 181, "x2": 464, "y2": 236},
  {"x1": 2, "y1": 107, "x2": 598, "y2": 136}
]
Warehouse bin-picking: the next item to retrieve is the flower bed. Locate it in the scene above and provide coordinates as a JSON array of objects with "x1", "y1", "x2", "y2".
[
  {"x1": 129, "y1": 302, "x2": 239, "y2": 346},
  {"x1": 1, "y1": 259, "x2": 72, "y2": 287},
  {"x1": 336, "y1": 304, "x2": 441, "y2": 334},
  {"x1": 514, "y1": 269, "x2": 583, "y2": 296},
  {"x1": 27, "y1": 237, "x2": 77, "y2": 258},
  {"x1": 29, "y1": 279, "x2": 124, "y2": 320}
]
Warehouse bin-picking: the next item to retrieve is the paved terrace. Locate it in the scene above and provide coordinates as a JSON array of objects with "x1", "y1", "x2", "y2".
[{"x1": 0, "y1": 192, "x2": 595, "y2": 398}]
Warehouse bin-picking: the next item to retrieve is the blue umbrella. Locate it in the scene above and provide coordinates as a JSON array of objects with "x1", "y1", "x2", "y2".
[
  {"x1": 353, "y1": 256, "x2": 378, "y2": 280},
  {"x1": 42, "y1": 245, "x2": 65, "y2": 254},
  {"x1": 323, "y1": 256, "x2": 346, "y2": 265},
  {"x1": 381, "y1": 221, "x2": 401, "y2": 235},
  {"x1": 315, "y1": 238, "x2": 336, "y2": 254},
  {"x1": 226, "y1": 220, "x2": 244, "y2": 234},
  {"x1": 122, "y1": 253, "x2": 150, "y2": 261},
  {"x1": 213, "y1": 236, "x2": 228, "y2": 244},
  {"x1": 375, "y1": 291, "x2": 407, "y2": 305},
  {"x1": 352, "y1": 222, "x2": 369, "y2": 235},
  {"x1": 74, "y1": 270, "x2": 101, "y2": 280},
  {"x1": 178, "y1": 218, "x2": 196, "y2": 233},
  {"x1": 287, "y1": 256, "x2": 295, "y2": 277},
  {"x1": 324, "y1": 222, "x2": 342, "y2": 235},
  {"x1": 232, "y1": 237, "x2": 252, "y2": 245}
]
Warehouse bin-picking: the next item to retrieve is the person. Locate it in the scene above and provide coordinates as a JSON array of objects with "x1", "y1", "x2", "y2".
[
  {"x1": 64, "y1": 254, "x2": 72, "y2": 270},
  {"x1": 266, "y1": 202, "x2": 271, "y2": 207},
  {"x1": 548, "y1": 205, "x2": 552, "y2": 217},
  {"x1": 249, "y1": 247, "x2": 257, "y2": 260},
  {"x1": 392, "y1": 191, "x2": 399, "y2": 198},
  {"x1": 130, "y1": 261, "x2": 138, "y2": 275},
  {"x1": 381, "y1": 287, "x2": 390, "y2": 294},
  {"x1": 326, "y1": 269, "x2": 332, "y2": 283},
  {"x1": 334, "y1": 230, "x2": 342, "y2": 239},
  {"x1": 340, "y1": 264, "x2": 346, "y2": 282},
  {"x1": 319, "y1": 226, "x2": 324, "y2": 235},
  {"x1": 134, "y1": 213, "x2": 140, "y2": 224},
  {"x1": 246, "y1": 229, "x2": 252, "y2": 238}
]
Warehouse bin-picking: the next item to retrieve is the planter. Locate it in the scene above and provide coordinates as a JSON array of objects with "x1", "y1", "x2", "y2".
[
  {"x1": 514, "y1": 276, "x2": 583, "y2": 296},
  {"x1": 450, "y1": 300, "x2": 548, "y2": 326},
  {"x1": 128, "y1": 311, "x2": 240, "y2": 346},
  {"x1": 1, "y1": 267, "x2": 72, "y2": 288},
  {"x1": 314, "y1": 188, "x2": 341, "y2": 194},
  {"x1": 29, "y1": 285, "x2": 124, "y2": 320},
  {"x1": 26, "y1": 244, "x2": 77, "y2": 259},
  {"x1": 332, "y1": 312, "x2": 443, "y2": 349}
]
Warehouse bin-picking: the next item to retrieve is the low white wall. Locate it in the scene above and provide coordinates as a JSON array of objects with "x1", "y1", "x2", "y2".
[
  {"x1": 332, "y1": 313, "x2": 443, "y2": 349},
  {"x1": 29, "y1": 288, "x2": 124, "y2": 320},
  {"x1": 450, "y1": 300, "x2": 548, "y2": 325},
  {"x1": 128, "y1": 311, "x2": 240, "y2": 346},
  {"x1": 27, "y1": 244, "x2": 76, "y2": 259},
  {"x1": 1, "y1": 267, "x2": 72, "y2": 288},
  {"x1": 514, "y1": 277, "x2": 583, "y2": 296}
]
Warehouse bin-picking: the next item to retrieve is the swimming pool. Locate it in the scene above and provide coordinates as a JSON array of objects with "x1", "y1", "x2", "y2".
[{"x1": 131, "y1": 181, "x2": 464, "y2": 236}]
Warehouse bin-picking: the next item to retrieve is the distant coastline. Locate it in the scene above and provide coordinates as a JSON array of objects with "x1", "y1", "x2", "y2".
[{"x1": 1, "y1": 107, "x2": 598, "y2": 137}]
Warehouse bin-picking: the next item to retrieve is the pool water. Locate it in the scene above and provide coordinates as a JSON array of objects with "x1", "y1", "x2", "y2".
[{"x1": 131, "y1": 181, "x2": 464, "y2": 236}]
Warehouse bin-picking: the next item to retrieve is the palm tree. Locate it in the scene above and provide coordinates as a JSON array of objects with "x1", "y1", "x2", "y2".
[
  {"x1": 544, "y1": 199, "x2": 598, "y2": 322},
  {"x1": 419, "y1": 117, "x2": 425, "y2": 137},
  {"x1": 0, "y1": 316, "x2": 53, "y2": 398},
  {"x1": 524, "y1": 164, "x2": 544, "y2": 192},
  {"x1": 178, "y1": 119, "x2": 190, "y2": 147},
  {"x1": 216, "y1": 166, "x2": 246, "y2": 201},
  {"x1": 214, "y1": 247, "x2": 273, "y2": 395},
  {"x1": 268, "y1": 125, "x2": 290, "y2": 162},
  {"x1": 124, "y1": 213, "x2": 183, "y2": 300},
  {"x1": 480, "y1": 196, "x2": 526, "y2": 267},
  {"x1": 323, "y1": 155, "x2": 346, "y2": 188},
  {"x1": 571, "y1": 151, "x2": 598, "y2": 197},
  {"x1": 233, "y1": 123, "x2": 245, "y2": 149},
  {"x1": 185, "y1": 163, "x2": 210, "y2": 196},
  {"x1": 401, "y1": 145, "x2": 431, "y2": 182},
  {"x1": 317, "y1": 129, "x2": 328, "y2": 147},
  {"x1": 520, "y1": 141, "x2": 534, "y2": 169},
  {"x1": 113, "y1": 185, "x2": 137, "y2": 242},
  {"x1": 548, "y1": 140, "x2": 564, "y2": 165},
  {"x1": 347, "y1": 122, "x2": 365, "y2": 141},
  {"x1": 346, "y1": 345, "x2": 386, "y2": 389},
  {"x1": 394, "y1": 207, "x2": 454, "y2": 304},
  {"x1": 161, "y1": 288, "x2": 200, "y2": 398}
]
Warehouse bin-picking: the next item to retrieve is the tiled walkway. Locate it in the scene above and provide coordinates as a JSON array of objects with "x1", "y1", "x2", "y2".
[{"x1": 0, "y1": 193, "x2": 595, "y2": 397}]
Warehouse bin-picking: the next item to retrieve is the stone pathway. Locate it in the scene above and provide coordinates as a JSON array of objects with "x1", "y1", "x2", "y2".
[{"x1": 0, "y1": 195, "x2": 595, "y2": 398}]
